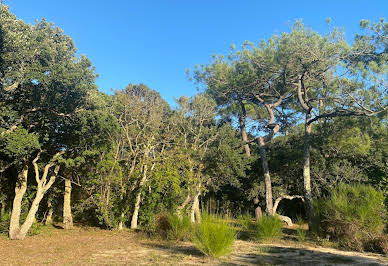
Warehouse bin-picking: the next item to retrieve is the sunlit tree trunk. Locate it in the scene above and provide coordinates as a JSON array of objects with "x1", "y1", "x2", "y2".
[
  {"x1": 130, "y1": 164, "x2": 148, "y2": 229},
  {"x1": 63, "y1": 177, "x2": 73, "y2": 229},
  {"x1": 258, "y1": 137, "x2": 274, "y2": 215},
  {"x1": 177, "y1": 193, "x2": 191, "y2": 218},
  {"x1": 45, "y1": 198, "x2": 53, "y2": 225},
  {"x1": 9, "y1": 164, "x2": 28, "y2": 240},
  {"x1": 303, "y1": 112, "x2": 313, "y2": 220}
]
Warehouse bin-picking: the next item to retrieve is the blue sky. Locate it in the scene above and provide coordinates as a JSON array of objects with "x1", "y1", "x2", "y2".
[{"x1": 7, "y1": 0, "x2": 387, "y2": 105}]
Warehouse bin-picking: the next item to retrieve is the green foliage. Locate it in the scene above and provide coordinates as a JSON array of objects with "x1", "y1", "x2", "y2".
[
  {"x1": 0, "y1": 212, "x2": 10, "y2": 235},
  {"x1": 193, "y1": 213, "x2": 236, "y2": 258},
  {"x1": 166, "y1": 214, "x2": 192, "y2": 241},
  {"x1": 312, "y1": 183, "x2": 387, "y2": 251},
  {"x1": 28, "y1": 222, "x2": 43, "y2": 236},
  {"x1": 296, "y1": 217, "x2": 306, "y2": 242},
  {"x1": 237, "y1": 213, "x2": 255, "y2": 231},
  {"x1": 254, "y1": 215, "x2": 283, "y2": 241}
]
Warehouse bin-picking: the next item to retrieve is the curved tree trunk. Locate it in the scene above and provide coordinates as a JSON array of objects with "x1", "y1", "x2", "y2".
[
  {"x1": 63, "y1": 177, "x2": 73, "y2": 230},
  {"x1": 9, "y1": 164, "x2": 28, "y2": 240},
  {"x1": 272, "y1": 195, "x2": 305, "y2": 226},
  {"x1": 130, "y1": 164, "x2": 148, "y2": 229},
  {"x1": 259, "y1": 137, "x2": 273, "y2": 215},
  {"x1": 9, "y1": 152, "x2": 61, "y2": 240},
  {"x1": 176, "y1": 193, "x2": 191, "y2": 218}
]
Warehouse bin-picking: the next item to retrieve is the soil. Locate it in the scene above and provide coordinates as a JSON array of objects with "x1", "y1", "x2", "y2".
[{"x1": 0, "y1": 226, "x2": 386, "y2": 265}]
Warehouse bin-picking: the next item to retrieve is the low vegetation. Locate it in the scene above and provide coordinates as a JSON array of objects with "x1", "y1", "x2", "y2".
[
  {"x1": 0, "y1": 2, "x2": 387, "y2": 263},
  {"x1": 313, "y1": 184, "x2": 387, "y2": 253},
  {"x1": 192, "y1": 213, "x2": 237, "y2": 258}
]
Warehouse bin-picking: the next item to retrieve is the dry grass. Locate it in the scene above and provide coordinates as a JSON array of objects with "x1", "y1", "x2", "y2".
[{"x1": 0, "y1": 225, "x2": 386, "y2": 265}]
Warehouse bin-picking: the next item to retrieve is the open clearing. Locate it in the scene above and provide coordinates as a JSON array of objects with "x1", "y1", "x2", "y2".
[{"x1": 0, "y1": 226, "x2": 386, "y2": 265}]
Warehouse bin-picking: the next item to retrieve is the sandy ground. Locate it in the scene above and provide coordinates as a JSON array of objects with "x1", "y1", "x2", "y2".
[{"x1": 0, "y1": 226, "x2": 386, "y2": 265}]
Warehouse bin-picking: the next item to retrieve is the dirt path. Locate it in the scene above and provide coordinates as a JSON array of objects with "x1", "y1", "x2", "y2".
[{"x1": 0, "y1": 226, "x2": 386, "y2": 265}]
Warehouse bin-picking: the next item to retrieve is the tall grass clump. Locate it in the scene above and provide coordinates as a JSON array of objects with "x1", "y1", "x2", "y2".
[
  {"x1": 312, "y1": 183, "x2": 387, "y2": 253},
  {"x1": 237, "y1": 213, "x2": 255, "y2": 231},
  {"x1": 296, "y1": 216, "x2": 306, "y2": 241},
  {"x1": 166, "y1": 214, "x2": 191, "y2": 241},
  {"x1": 254, "y1": 215, "x2": 283, "y2": 241},
  {"x1": 193, "y1": 212, "x2": 237, "y2": 258}
]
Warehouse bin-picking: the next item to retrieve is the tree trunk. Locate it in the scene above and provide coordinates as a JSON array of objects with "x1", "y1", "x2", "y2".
[
  {"x1": 303, "y1": 112, "x2": 313, "y2": 220},
  {"x1": 258, "y1": 137, "x2": 274, "y2": 215},
  {"x1": 17, "y1": 190, "x2": 44, "y2": 238},
  {"x1": 0, "y1": 199, "x2": 5, "y2": 218},
  {"x1": 118, "y1": 211, "x2": 125, "y2": 230},
  {"x1": 176, "y1": 194, "x2": 191, "y2": 218},
  {"x1": 63, "y1": 177, "x2": 73, "y2": 230},
  {"x1": 130, "y1": 164, "x2": 148, "y2": 229},
  {"x1": 194, "y1": 192, "x2": 201, "y2": 223},
  {"x1": 45, "y1": 198, "x2": 53, "y2": 225},
  {"x1": 239, "y1": 103, "x2": 251, "y2": 157},
  {"x1": 9, "y1": 164, "x2": 28, "y2": 240},
  {"x1": 255, "y1": 206, "x2": 263, "y2": 221}
]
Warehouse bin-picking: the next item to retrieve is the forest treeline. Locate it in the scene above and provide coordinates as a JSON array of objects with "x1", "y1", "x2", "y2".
[{"x1": 0, "y1": 4, "x2": 387, "y2": 241}]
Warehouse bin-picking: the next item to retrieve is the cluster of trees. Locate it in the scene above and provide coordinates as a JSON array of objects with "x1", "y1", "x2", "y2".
[{"x1": 0, "y1": 4, "x2": 386, "y2": 240}]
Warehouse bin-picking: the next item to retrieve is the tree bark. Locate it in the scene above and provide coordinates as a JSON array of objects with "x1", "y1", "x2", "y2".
[
  {"x1": 258, "y1": 137, "x2": 274, "y2": 215},
  {"x1": 9, "y1": 164, "x2": 28, "y2": 239},
  {"x1": 130, "y1": 164, "x2": 148, "y2": 229},
  {"x1": 45, "y1": 198, "x2": 53, "y2": 225},
  {"x1": 63, "y1": 177, "x2": 73, "y2": 230},
  {"x1": 303, "y1": 112, "x2": 313, "y2": 220},
  {"x1": 0, "y1": 198, "x2": 5, "y2": 218},
  {"x1": 118, "y1": 212, "x2": 125, "y2": 230},
  {"x1": 9, "y1": 152, "x2": 61, "y2": 240},
  {"x1": 176, "y1": 193, "x2": 191, "y2": 218},
  {"x1": 239, "y1": 103, "x2": 251, "y2": 157}
]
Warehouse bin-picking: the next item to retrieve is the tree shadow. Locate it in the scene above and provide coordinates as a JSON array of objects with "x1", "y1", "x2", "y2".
[
  {"x1": 142, "y1": 241, "x2": 204, "y2": 257},
  {"x1": 232, "y1": 246, "x2": 386, "y2": 266}
]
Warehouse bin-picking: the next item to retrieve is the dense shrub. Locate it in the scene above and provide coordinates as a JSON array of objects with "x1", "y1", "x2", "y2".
[
  {"x1": 0, "y1": 212, "x2": 11, "y2": 235},
  {"x1": 253, "y1": 215, "x2": 283, "y2": 241},
  {"x1": 193, "y1": 213, "x2": 236, "y2": 257},
  {"x1": 312, "y1": 183, "x2": 387, "y2": 252}
]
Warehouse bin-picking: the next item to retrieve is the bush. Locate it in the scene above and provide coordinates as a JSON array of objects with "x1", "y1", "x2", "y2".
[
  {"x1": 166, "y1": 214, "x2": 191, "y2": 241},
  {"x1": 0, "y1": 212, "x2": 42, "y2": 236},
  {"x1": 0, "y1": 212, "x2": 11, "y2": 235},
  {"x1": 363, "y1": 235, "x2": 388, "y2": 254},
  {"x1": 28, "y1": 221, "x2": 43, "y2": 236},
  {"x1": 193, "y1": 213, "x2": 236, "y2": 258},
  {"x1": 253, "y1": 215, "x2": 283, "y2": 241},
  {"x1": 312, "y1": 183, "x2": 387, "y2": 252}
]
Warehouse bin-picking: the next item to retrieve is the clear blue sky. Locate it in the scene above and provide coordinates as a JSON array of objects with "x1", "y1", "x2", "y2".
[{"x1": 6, "y1": 0, "x2": 387, "y2": 105}]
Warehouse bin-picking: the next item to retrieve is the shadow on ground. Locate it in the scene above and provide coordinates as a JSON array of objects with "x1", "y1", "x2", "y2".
[
  {"x1": 232, "y1": 245, "x2": 386, "y2": 266},
  {"x1": 142, "y1": 241, "x2": 204, "y2": 257}
]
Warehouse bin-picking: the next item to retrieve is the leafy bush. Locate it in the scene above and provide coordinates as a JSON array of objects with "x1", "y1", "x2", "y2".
[
  {"x1": 28, "y1": 221, "x2": 43, "y2": 236},
  {"x1": 0, "y1": 212, "x2": 42, "y2": 236},
  {"x1": 193, "y1": 213, "x2": 236, "y2": 257},
  {"x1": 312, "y1": 183, "x2": 387, "y2": 252},
  {"x1": 166, "y1": 214, "x2": 191, "y2": 241},
  {"x1": 253, "y1": 215, "x2": 283, "y2": 241},
  {"x1": 0, "y1": 212, "x2": 11, "y2": 235}
]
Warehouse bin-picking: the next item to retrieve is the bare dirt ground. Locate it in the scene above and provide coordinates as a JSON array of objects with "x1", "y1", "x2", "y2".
[{"x1": 0, "y1": 226, "x2": 386, "y2": 265}]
